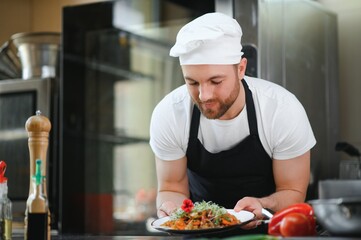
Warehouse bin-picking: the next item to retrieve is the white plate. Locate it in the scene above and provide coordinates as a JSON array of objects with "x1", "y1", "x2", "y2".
[{"x1": 151, "y1": 209, "x2": 255, "y2": 234}]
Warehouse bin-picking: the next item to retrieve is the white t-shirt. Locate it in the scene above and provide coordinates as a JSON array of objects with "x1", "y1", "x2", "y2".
[{"x1": 149, "y1": 76, "x2": 316, "y2": 161}]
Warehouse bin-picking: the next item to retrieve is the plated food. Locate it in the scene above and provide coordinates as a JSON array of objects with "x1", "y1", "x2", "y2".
[{"x1": 152, "y1": 199, "x2": 255, "y2": 234}]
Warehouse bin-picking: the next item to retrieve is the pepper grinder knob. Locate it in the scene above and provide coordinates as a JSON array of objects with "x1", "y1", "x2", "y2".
[{"x1": 25, "y1": 110, "x2": 51, "y2": 133}]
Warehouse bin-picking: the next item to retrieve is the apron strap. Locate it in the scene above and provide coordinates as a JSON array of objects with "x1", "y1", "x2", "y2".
[
  {"x1": 189, "y1": 105, "x2": 201, "y2": 142},
  {"x1": 241, "y1": 79, "x2": 258, "y2": 135}
]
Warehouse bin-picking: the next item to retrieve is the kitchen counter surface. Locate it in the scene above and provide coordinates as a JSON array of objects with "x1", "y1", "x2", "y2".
[
  {"x1": 10, "y1": 235, "x2": 361, "y2": 240},
  {"x1": 11, "y1": 223, "x2": 360, "y2": 240},
  {"x1": 59, "y1": 237, "x2": 359, "y2": 240}
]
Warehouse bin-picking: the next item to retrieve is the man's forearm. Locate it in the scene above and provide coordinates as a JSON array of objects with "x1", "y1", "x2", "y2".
[{"x1": 259, "y1": 189, "x2": 307, "y2": 212}]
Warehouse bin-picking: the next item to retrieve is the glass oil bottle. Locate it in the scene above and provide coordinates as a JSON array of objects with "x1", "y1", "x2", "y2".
[
  {"x1": 0, "y1": 160, "x2": 12, "y2": 240},
  {"x1": 25, "y1": 159, "x2": 48, "y2": 240}
]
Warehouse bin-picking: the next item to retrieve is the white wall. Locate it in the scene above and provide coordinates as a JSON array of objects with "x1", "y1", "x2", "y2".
[{"x1": 318, "y1": 0, "x2": 361, "y2": 158}]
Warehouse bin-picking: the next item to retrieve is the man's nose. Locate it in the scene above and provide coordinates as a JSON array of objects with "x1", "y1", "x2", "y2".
[{"x1": 198, "y1": 85, "x2": 212, "y2": 101}]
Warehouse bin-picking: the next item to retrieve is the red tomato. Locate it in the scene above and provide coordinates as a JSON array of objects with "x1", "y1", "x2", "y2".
[
  {"x1": 279, "y1": 212, "x2": 313, "y2": 237},
  {"x1": 268, "y1": 203, "x2": 315, "y2": 236}
]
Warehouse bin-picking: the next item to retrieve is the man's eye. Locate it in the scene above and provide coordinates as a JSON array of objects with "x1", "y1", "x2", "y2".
[
  {"x1": 212, "y1": 81, "x2": 222, "y2": 85},
  {"x1": 188, "y1": 82, "x2": 199, "y2": 86}
]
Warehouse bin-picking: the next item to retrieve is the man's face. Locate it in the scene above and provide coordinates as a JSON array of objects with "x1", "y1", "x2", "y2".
[{"x1": 182, "y1": 62, "x2": 245, "y2": 120}]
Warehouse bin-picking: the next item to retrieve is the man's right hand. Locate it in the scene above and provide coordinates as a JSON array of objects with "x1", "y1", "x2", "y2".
[{"x1": 157, "y1": 201, "x2": 178, "y2": 218}]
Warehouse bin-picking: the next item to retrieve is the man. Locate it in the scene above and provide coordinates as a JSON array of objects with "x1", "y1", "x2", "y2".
[{"x1": 149, "y1": 12, "x2": 316, "y2": 233}]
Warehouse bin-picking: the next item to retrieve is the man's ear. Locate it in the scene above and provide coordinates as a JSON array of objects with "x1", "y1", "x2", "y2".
[{"x1": 238, "y1": 58, "x2": 248, "y2": 78}]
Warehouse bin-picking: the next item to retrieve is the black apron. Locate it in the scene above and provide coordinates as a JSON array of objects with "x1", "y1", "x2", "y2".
[{"x1": 186, "y1": 79, "x2": 275, "y2": 235}]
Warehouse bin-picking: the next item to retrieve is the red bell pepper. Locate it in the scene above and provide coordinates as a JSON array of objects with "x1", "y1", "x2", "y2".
[{"x1": 268, "y1": 203, "x2": 316, "y2": 236}]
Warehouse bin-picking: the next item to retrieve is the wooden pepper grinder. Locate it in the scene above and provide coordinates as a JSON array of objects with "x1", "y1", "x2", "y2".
[{"x1": 25, "y1": 110, "x2": 51, "y2": 240}]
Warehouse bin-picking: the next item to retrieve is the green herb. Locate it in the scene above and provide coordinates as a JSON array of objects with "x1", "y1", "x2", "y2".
[{"x1": 170, "y1": 200, "x2": 227, "y2": 220}]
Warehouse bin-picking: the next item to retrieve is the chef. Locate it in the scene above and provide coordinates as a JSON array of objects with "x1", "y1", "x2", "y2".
[{"x1": 149, "y1": 12, "x2": 316, "y2": 234}]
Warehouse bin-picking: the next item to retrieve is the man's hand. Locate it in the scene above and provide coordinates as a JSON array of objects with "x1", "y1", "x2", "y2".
[
  {"x1": 234, "y1": 197, "x2": 265, "y2": 229},
  {"x1": 157, "y1": 201, "x2": 178, "y2": 218}
]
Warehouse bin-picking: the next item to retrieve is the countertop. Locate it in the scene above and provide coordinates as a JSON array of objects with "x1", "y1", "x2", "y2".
[
  {"x1": 11, "y1": 222, "x2": 360, "y2": 240},
  {"x1": 11, "y1": 236, "x2": 361, "y2": 240},
  {"x1": 10, "y1": 234, "x2": 361, "y2": 240}
]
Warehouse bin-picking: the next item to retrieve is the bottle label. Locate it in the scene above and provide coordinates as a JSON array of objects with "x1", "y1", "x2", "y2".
[{"x1": 27, "y1": 213, "x2": 48, "y2": 240}]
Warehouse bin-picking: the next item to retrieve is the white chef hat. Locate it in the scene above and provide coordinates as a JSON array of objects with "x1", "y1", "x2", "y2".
[{"x1": 170, "y1": 12, "x2": 244, "y2": 65}]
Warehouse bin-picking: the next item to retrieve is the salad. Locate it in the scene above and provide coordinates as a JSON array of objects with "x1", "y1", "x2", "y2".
[{"x1": 161, "y1": 199, "x2": 240, "y2": 230}]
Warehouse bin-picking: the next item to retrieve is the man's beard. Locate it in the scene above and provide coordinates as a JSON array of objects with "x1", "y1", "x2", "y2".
[{"x1": 194, "y1": 80, "x2": 240, "y2": 119}]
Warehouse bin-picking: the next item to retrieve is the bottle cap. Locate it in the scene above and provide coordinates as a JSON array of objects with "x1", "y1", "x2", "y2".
[{"x1": 0, "y1": 161, "x2": 8, "y2": 183}]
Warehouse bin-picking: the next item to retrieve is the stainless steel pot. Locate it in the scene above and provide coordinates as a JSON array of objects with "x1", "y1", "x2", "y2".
[
  {"x1": 309, "y1": 197, "x2": 361, "y2": 237},
  {"x1": 9, "y1": 32, "x2": 60, "y2": 79}
]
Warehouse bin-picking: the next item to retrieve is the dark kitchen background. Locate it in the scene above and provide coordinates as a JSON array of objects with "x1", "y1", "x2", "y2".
[{"x1": 0, "y1": 0, "x2": 361, "y2": 236}]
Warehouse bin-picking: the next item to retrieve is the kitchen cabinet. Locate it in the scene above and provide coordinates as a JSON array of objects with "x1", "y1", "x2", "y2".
[{"x1": 60, "y1": 0, "x2": 214, "y2": 235}]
